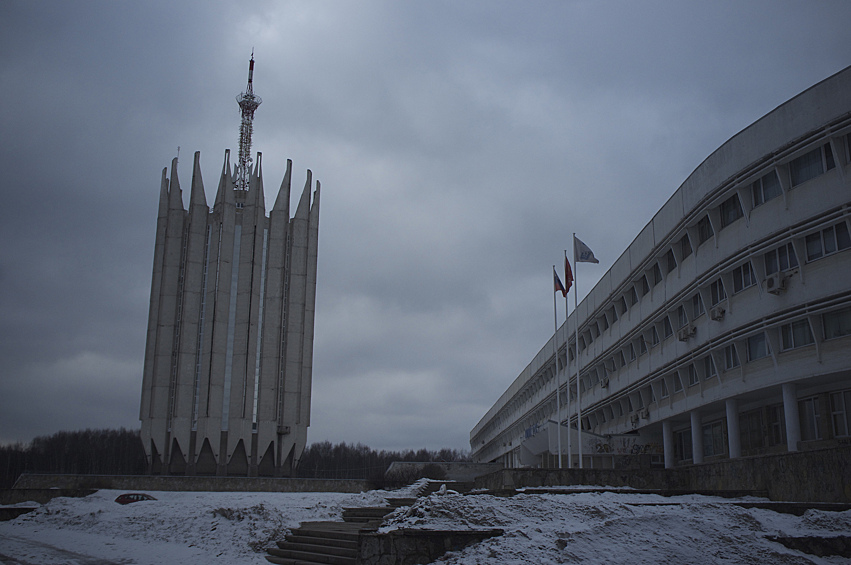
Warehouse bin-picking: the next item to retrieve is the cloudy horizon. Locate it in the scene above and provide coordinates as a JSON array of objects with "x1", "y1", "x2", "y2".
[{"x1": 2, "y1": 1, "x2": 851, "y2": 452}]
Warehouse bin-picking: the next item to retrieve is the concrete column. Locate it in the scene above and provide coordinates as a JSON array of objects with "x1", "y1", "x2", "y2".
[
  {"x1": 726, "y1": 398, "x2": 741, "y2": 459},
  {"x1": 690, "y1": 411, "x2": 704, "y2": 464},
  {"x1": 782, "y1": 383, "x2": 801, "y2": 452},
  {"x1": 662, "y1": 420, "x2": 675, "y2": 469}
]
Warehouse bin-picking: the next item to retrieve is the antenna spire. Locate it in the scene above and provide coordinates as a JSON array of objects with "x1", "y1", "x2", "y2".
[{"x1": 235, "y1": 52, "x2": 262, "y2": 192}]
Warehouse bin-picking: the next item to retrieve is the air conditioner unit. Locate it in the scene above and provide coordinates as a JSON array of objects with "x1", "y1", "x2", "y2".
[
  {"x1": 600, "y1": 377, "x2": 609, "y2": 388},
  {"x1": 638, "y1": 408, "x2": 649, "y2": 419},
  {"x1": 677, "y1": 324, "x2": 696, "y2": 342},
  {"x1": 710, "y1": 306, "x2": 725, "y2": 321},
  {"x1": 764, "y1": 272, "x2": 787, "y2": 295}
]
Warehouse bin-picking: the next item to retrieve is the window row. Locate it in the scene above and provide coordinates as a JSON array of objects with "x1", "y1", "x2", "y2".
[{"x1": 577, "y1": 218, "x2": 850, "y2": 360}]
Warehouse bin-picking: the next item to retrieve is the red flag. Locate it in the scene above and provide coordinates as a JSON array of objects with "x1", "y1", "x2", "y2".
[
  {"x1": 564, "y1": 256, "x2": 574, "y2": 293},
  {"x1": 554, "y1": 267, "x2": 567, "y2": 297}
]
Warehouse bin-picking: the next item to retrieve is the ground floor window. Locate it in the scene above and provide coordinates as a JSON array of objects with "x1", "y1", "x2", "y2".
[
  {"x1": 674, "y1": 429, "x2": 692, "y2": 462},
  {"x1": 799, "y1": 397, "x2": 821, "y2": 441},
  {"x1": 766, "y1": 404, "x2": 786, "y2": 447},
  {"x1": 702, "y1": 420, "x2": 726, "y2": 458},
  {"x1": 830, "y1": 390, "x2": 851, "y2": 437},
  {"x1": 740, "y1": 409, "x2": 764, "y2": 453}
]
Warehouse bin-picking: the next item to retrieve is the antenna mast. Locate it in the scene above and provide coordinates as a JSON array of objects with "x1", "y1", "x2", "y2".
[{"x1": 235, "y1": 52, "x2": 262, "y2": 191}]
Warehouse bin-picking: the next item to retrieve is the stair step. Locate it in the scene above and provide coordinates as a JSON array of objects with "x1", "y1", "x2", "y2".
[
  {"x1": 275, "y1": 541, "x2": 356, "y2": 558},
  {"x1": 283, "y1": 534, "x2": 358, "y2": 550},
  {"x1": 267, "y1": 547, "x2": 356, "y2": 565},
  {"x1": 386, "y1": 497, "x2": 416, "y2": 507},
  {"x1": 341, "y1": 506, "x2": 393, "y2": 516}
]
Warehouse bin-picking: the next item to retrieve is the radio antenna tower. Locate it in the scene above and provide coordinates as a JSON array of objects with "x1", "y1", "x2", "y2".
[{"x1": 235, "y1": 51, "x2": 262, "y2": 191}]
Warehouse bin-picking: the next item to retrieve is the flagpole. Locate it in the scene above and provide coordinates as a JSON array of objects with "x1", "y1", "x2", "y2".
[
  {"x1": 563, "y1": 251, "x2": 572, "y2": 469},
  {"x1": 573, "y1": 233, "x2": 583, "y2": 469},
  {"x1": 552, "y1": 266, "x2": 563, "y2": 469}
]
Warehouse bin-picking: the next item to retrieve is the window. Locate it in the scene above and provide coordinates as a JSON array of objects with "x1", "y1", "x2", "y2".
[
  {"x1": 790, "y1": 143, "x2": 835, "y2": 187},
  {"x1": 640, "y1": 275, "x2": 650, "y2": 296},
  {"x1": 780, "y1": 319, "x2": 814, "y2": 350},
  {"x1": 674, "y1": 429, "x2": 692, "y2": 462},
  {"x1": 751, "y1": 170, "x2": 782, "y2": 207},
  {"x1": 619, "y1": 296, "x2": 629, "y2": 314},
  {"x1": 719, "y1": 194, "x2": 743, "y2": 228},
  {"x1": 703, "y1": 355, "x2": 717, "y2": 380},
  {"x1": 609, "y1": 306, "x2": 618, "y2": 323},
  {"x1": 662, "y1": 316, "x2": 673, "y2": 339},
  {"x1": 732, "y1": 262, "x2": 755, "y2": 293},
  {"x1": 599, "y1": 315, "x2": 609, "y2": 331},
  {"x1": 702, "y1": 421, "x2": 725, "y2": 457},
  {"x1": 688, "y1": 364, "x2": 699, "y2": 387},
  {"x1": 740, "y1": 409, "x2": 764, "y2": 453},
  {"x1": 805, "y1": 221, "x2": 851, "y2": 261},
  {"x1": 649, "y1": 326, "x2": 660, "y2": 346},
  {"x1": 618, "y1": 351, "x2": 626, "y2": 367},
  {"x1": 697, "y1": 215, "x2": 714, "y2": 245},
  {"x1": 692, "y1": 293, "x2": 705, "y2": 319},
  {"x1": 579, "y1": 336, "x2": 586, "y2": 351},
  {"x1": 639, "y1": 337, "x2": 648, "y2": 356},
  {"x1": 824, "y1": 307, "x2": 851, "y2": 340},
  {"x1": 680, "y1": 234, "x2": 693, "y2": 259},
  {"x1": 677, "y1": 305, "x2": 688, "y2": 329},
  {"x1": 798, "y1": 396, "x2": 821, "y2": 441},
  {"x1": 628, "y1": 344, "x2": 637, "y2": 362},
  {"x1": 710, "y1": 279, "x2": 727, "y2": 306},
  {"x1": 652, "y1": 263, "x2": 663, "y2": 285},
  {"x1": 830, "y1": 390, "x2": 851, "y2": 437},
  {"x1": 665, "y1": 250, "x2": 677, "y2": 274},
  {"x1": 764, "y1": 242, "x2": 799, "y2": 275},
  {"x1": 724, "y1": 344, "x2": 740, "y2": 370},
  {"x1": 767, "y1": 404, "x2": 785, "y2": 446},
  {"x1": 659, "y1": 378, "x2": 669, "y2": 398},
  {"x1": 747, "y1": 332, "x2": 769, "y2": 361},
  {"x1": 673, "y1": 373, "x2": 683, "y2": 393}
]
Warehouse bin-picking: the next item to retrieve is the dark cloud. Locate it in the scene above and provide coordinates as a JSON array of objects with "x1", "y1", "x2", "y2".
[{"x1": 2, "y1": 0, "x2": 851, "y2": 450}]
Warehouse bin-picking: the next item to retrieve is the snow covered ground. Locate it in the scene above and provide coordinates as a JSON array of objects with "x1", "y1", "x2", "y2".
[{"x1": 1, "y1": 484, "x2": 849, "y2": 564}]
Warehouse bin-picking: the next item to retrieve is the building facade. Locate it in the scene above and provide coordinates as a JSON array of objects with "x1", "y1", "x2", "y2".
[
  {"x1": 140, "y1": 151, "x2": 319, "y2": 477},
  {"x1": 471, "y1": 66, "x2": 851, "y2": 469}
]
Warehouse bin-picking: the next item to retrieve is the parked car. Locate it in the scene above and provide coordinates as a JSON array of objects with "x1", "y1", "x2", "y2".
[{"x1": 114, "y1": 493, "x2": 156, "y2": 505}]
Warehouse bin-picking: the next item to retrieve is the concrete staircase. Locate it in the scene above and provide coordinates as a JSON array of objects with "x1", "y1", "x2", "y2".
[
  {"x1": 265, "y1": 496, "x2": 413, "y2": 565},
  {"x1": 265, "y1": 481, "x2": 474, "y2": 565}
]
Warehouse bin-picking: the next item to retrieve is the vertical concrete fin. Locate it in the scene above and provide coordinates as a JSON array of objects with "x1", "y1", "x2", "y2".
[
  {"x1": 158, "y1": 167, "x2": 169, "y2": 218},
  {"x1": 190, "y1": 151, "x2": 208, "y2": 209},
  {"x1": 214, "y1": 149, "x2": 233, "y2": 208},
  {"x1": 253, "y1": 152, "x2": 265, "y2": 212},
  {"x1": 310, "y1": 180, "x2": 320, "y2": 221},
  {"x1": 273, "y1": 159, "x2": 292, "y2": 215},
  {"x1": 294, "y1": 170, "x2": 312, "y2": 220},
  {"x1": 168, "y1": 157, "x2": 185, "y2": 211}
]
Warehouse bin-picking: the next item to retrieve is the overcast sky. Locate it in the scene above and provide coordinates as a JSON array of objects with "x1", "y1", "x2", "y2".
[{"x1": 1, "y1": 1, "x2": 850, "y2": 452}]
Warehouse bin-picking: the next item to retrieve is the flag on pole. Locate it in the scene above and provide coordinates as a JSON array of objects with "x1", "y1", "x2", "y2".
[
  {"x1": 553, "y1": 267, "x2": 567, "y2": 297},
  {"x1": 564, "y1": 256, "x2": 574, "y2": 293},
  {"x1": 574, "y1": 236, "x2": 599, "y2": 263}
]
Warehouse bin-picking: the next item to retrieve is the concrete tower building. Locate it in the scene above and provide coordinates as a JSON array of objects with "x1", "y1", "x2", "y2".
[{"x1": 140, "y1": 57, "x2": 320, "y2": 476}]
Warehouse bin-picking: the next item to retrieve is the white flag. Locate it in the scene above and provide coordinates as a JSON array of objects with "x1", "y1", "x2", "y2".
[{"x1": 574, "y1": 236, "x2": 599, "y2": 264}]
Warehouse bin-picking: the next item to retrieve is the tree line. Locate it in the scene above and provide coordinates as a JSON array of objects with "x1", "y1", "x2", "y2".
[
  {"x1": 1, "y1": 429, "x2": 468, "y2": 488},
  {"x1": 1, "y1": 428, "x2": 147, "y2": 489}
]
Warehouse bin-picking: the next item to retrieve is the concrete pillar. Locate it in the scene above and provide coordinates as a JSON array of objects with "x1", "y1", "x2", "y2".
[
  {"x1": 690, "y1": 411, "x2": 704, "y2": 464},
  {"x1": 782, "y1": 383, "x2": 801, "y2": 452},
  {"x1": 662, "y1": 420, "x2": 675, "y2": 469},
  {"x1": 726, "y1": 398, "x2": 741, "y2": 459}
]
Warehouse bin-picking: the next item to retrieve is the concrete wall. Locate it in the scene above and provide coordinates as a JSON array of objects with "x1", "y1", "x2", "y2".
[
  {"x1": 385, "y1": 462, "x2": 502, "y2": 482},
  {"x1": 475, "y1": 445, "x2": 851, "y2": 502},
  {"x1": 12, "y1": 474, "x2": 369, "y2": 493}
]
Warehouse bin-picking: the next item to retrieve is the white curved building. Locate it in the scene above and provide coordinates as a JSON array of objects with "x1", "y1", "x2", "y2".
[{"x1": 471, "y1": 66, "x2": 851, "y2": 470}]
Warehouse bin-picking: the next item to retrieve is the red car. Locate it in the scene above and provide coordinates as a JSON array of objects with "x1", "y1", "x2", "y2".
[{"x1": 114, "y1": 493, "x2": 157, "y2": 505}]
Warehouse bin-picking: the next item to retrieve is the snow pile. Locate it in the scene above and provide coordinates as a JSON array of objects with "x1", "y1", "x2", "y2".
[
  {"x1": 1, "y1": 485, "x2": 849, "y2": 564},
  {"x1": 381, "y1": 491, "x2": 851, "y2": 564},
  {"x1": 0, "y1": 487, "x2": 410, "y2": 564}
]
